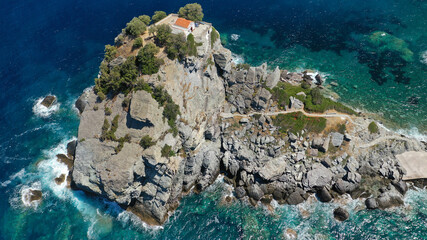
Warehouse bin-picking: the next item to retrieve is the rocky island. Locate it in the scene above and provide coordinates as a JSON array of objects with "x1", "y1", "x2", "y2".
[{"x1": 65, "y1": 4, "x2": 426, "y2": 225}]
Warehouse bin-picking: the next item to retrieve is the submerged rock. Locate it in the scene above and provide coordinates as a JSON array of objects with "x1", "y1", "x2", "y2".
[
  {"x1": 40, "y1": 95, "x2": 56, "y2": 108},
  {"x1": 333, "y1": 207, "x2": 349, "y2": 221}
]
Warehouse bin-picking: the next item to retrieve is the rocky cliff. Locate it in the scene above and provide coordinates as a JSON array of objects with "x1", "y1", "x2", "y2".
[{"x1": 70, "y1": 24, "x2": 426, "y2": 225}]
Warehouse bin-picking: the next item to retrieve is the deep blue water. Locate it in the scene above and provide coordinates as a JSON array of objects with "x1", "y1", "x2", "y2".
[{"x1": 0, "y1": 0, "x2": 426, "y2": 239}]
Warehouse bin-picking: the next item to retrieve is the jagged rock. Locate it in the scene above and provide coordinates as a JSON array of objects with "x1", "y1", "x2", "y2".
[
  {"x1": 288, "y1": 133, "x2": 297, "y2": 142},
  {"x1": 333, "y1": 207, "x2": 349, "y2": 221},
  {"x1": 392, "y1": 180, "x2": 407, "y2": 195},
  {"x1": 247, "y1": 184, "x2": 264, "y2": 201},
  {"x1": 316, "y1": 187, "x2": 332, "y2": 202},
  {"x1": 311, "y1": 137, "x2": 324, "y2": 149},
  {"x1": 303, "y1": 163, "x2": 333, "y2": 189},
  {"x1": 130, "y1": 91, "x2": 163, "y2": 124},
  {"x1": 365, "y1": 198, "x2": 379, "y2": 209},
  {"x1": 319, "y1": 135, "x2": 330, "y2": 153},
  {"x1": 40, "y1": 95, "x2": 56, "y2": 108},
  {"x1": 235, "y1": 186, "x2": 246, "y2": 198},
  {"x1": 265, "y1": 66, "x2": 281, "y2": 89},
  {"x1": 377, "y1": 190, "x2": 404, "y2": 209},
  {"x1": 67, "y1": 140, "x2": 77, "y2": 158},
  {"x1": 315, "y1": 74, "x2": 323, "y2": 85},
  {"x1": 286, "y1": 188, "x2": 306, "y2": 205},
  {"x1": 345, "y1": 172, "x2": 361, "y2": 184},
  {"x1": 258, "y1": 157, "x2": 287, "y2": 181},
  {"x1": 330, "y1": 132, "x2": 344, "y2": 147},
  {"x1": 289, "y1": 96, "x2": 304, "y2": 109},
  {"x1": 239, "y1": 118, "x2": 249, "y2": 124},
  {"x1": 333, "y1": 179, "x2": 357, "y2": 194},
  {"x1": 213, "y1": 50, "x2": 231, "y2": 73}
]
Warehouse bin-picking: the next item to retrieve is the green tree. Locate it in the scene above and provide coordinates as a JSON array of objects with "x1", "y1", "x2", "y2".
[
  {"x1": 148, "y1": 26, "x2": 157, "y2": 37},
  {"x1": 368, "y1": 121, "x2": 379, "y2": 134},
  {"x1": 161, "y1": 144, "x2": 175, "y2": 157},
  {"x1": 132, "y1": 37, "x2": 143, "y2": 49},
  {"x1": 138, "y1": 15, "x2": 151, "y2": 25},
  {"x1": 178, "y1": 3, "x2": 204, "y2": 21},
  {"x1": 136, "y1": 43, "x2": 162, "y2": 75},
  {"x1": 156, "y1": 24, "x2": 172, "y2": 46},
  {"x1": 125, "y1": 17, "x2": 147, "y2": 37},
  {"x1": 104, "y1": 45, "x2": 117, "y2": 62},
  {"x1": 186, "y1": 33, "x2": 198, "y2": 56},
  {"x1": 165, "y1": 33, "x2": 187, "y2": 60},
  {"x1": 152, "y1": 11, "x2": 167, "y2": 23}
]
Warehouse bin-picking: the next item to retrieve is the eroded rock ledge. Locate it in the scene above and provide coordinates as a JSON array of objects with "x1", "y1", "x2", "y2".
[{"x1": 69, "y1": 23, "x2": 426, "y2": 225}]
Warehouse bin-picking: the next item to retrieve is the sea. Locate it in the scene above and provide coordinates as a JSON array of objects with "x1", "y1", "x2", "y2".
[{"x1": 0, "y1": 0, "x2": 426, "y2": 239}]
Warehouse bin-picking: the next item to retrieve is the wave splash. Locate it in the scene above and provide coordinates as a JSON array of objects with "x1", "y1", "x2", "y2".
[{"x1": 32, "y1": 96, "x2": 60, "y2": 118}]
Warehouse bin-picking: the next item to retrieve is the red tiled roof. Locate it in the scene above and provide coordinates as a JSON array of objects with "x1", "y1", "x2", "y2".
[{"x1": 174, "y1": 18, "x2": 192, "y2": 28}]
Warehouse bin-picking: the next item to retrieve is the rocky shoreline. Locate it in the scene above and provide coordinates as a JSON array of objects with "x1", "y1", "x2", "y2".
[{"x1": 66, "y1": 19, "x2": 426, "y2": 225}]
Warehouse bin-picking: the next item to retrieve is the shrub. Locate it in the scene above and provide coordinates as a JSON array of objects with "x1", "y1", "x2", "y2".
[
  {"x1": 152, "y1": 11, "x2": 167, "y2": 23},
  {"x1": 270, "y1": 87, "x2": 289, "y2": 109},
  {"x1": 105, "y1": 107, "x2": 112, "y2": 116},
  {"x1": 102, "y1": 118, "x2": 110, "y2": 132},
  {"x1": 132, "y1": 37, "x2": 143, "y2": 49},
  {"x1": 338, "y1": 123, "x2": 346, "y2": 134},
  {"x1": 186, "y1": 33, "x2": 198, "y2": 56},
  {"x1": 97, "y1": 91, "x2": 106, "y2": 101},
  {"x1": 236, "y1": 63, "x2": 250, "y2": 71},
  {"x1": 210, "y1": 27, "x2": 219, "y2": 48},
  {"x1": 368, "y1": 121, "x2": 379, "y2": 134},
  {"x1": 95, "y1": 57, "x2": 138, "y2": 95},
  {"x1": 115, "y1": 134, "x2": 131, "y2": 153},
  {"x1": 178, "y1": 3, "x2": 204, "y2": 21},
  {"x1": 104, "y1": 45, "x2": 117, "y2": 62},
  {"x1": 148, "y1": 26, "x2": 157, "y2": 37},
  {"x1": 155, "y1": 24, "x2": 172, "y2": 46},
  {"x1": 161, "y1": 144, "x2": 175, "y2": 158},
  {"x1": 301, "y1": 81, "x2": 311, "y2": 89},
  {"x1": 140, "y1": 135, "x2": 155, "y2": 149},
  {"x1": 122, "y1": 98, "x2": 130, "y2": 109},
  {"x1": 310, "y1": 88, "x2": 322, "y2": 105},
  {"x1": 136, "y1": 43, "x2": 162, "y2": 75},
  {"x1": 138, "y1": 15, "x2": 151, "y2": 25},
  {"x1": 125, "y1": 17, "x2": 147, "y2": 37},
  {"x1": 93, "y1": 105, "x2": 99, "y2": 111},
  {"x1": 111, "y1": 114, "x2": 119, "y2": 132},
  {"x1": 134, "y1": 80, "x2": 153, "y2": 93}
]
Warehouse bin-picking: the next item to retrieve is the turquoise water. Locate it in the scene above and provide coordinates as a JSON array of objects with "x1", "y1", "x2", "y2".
[{"x1": 1, "y1": 0, "x2": 426, "y2": 239}]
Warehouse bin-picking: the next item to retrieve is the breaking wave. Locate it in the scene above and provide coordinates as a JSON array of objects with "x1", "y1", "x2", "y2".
[{"x1": 32, "y1": 96, "x2": 60, "y2": 118}]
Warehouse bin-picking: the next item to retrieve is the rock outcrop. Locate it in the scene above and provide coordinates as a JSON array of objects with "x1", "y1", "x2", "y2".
[{"x1": 70, "y1": 21, "x2": 427, "y2": 226}]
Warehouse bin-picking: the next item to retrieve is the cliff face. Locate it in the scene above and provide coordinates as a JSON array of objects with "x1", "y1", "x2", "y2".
[{"x1": 71, "y1": 27, "x2": 426, "y2": 225}]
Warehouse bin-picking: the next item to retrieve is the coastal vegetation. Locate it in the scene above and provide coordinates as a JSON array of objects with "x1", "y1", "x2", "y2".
[
  {"x1": 269, "y1": 82, "x2": 357, "y2": 115},
  {"x1": 161, "y1": 144, "x2": 176, "y2": 157},
  {"x1": 125, "y1": 17, "x2": 147, "y2": 37},
  {"x1": 132, "y1": 37, "x2": 143, "y2": 49},
  {"x1": 152, "y1": 11, "x2": 167, "y2": 23},
  {"x1": 140, "y1": 135, "x2": 156, "y2": 149},
  {"x1": 273, "y1": 112, "x2": 327, "y2": 134},
  {"x1": 178, "y1": 3, "x2": 204, "y2": 21},
  {"x1": 138, "y1": 15, "x2": 151, "y2": 26},
  {"x1": 368, "y1": 121, "x2": 379, "y2": 134},
  {"x1": 210, "y1": 27, "x2": 219, "y2": 48},
  {"x1": 136, "y1": 43, "x2": 163, "y2": 75}
]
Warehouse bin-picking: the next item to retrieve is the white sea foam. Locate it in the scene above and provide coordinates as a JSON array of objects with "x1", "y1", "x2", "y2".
[
  {"x1": 231, "y1": 53, "x2": 244, "y2": 64},
  {"x1": 32, "y1": 96, "x2": 60, "y2": 118},
  {"x1": 420, "y1": 50, "x2": 427, "y2": 65},
  {"x1": 231, "y1": 34, "x2": 240, "y2": 41},
  {"x1": 20, "y1": 181, "x2": 42, "y2": 208},
  {"x1": 0, "y1": 168, "x2": 26, "y2": 188},
  {"x1": 396, "y1": 127, "x2": 427, "y2": 142}
]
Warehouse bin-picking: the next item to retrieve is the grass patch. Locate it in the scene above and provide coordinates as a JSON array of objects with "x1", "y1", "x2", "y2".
[{"x1": 273, "y1": 112, "x2": 326, "y2": 134}]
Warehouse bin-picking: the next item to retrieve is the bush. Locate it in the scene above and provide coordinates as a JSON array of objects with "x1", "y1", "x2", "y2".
[
  {"x1": 310, "y1": 88, "x2": 322, "y2": 105},
  {"x1": 138, "y1": 15, "x2": 151, "y2": 25},
  {"x1": 97, "y1": 91, "x2": 106, "y2": 101},
  {"x1": 186, "y1": 33, "x2": 198, "y2": 56},
  {"x1": 301, "y1": 81, "x2": 311, "y2": 89},
  {"x1": 132, "y1": 37, "x2": 143, "y2": 49},
  {"x1": 210, "y1": 27, "x2": 219, "y2": 48},
  {"x1": 236, "y1": 63, "x2": 250, "y2": 71},
  {"x1": 134, "y1": 80, "x2": 152, "y2": 93},
  {"x1": 105, "y1": 107, "x2": 112, "y2": 116},
  {"x1": 115, "y1": 134, "x2": 131, "y2": 153},
  {"x1": 273, "y1": 112, "x2": 326, "y2": 134},
  {"x1": 104, "y1": 45, "x2": 117, "y2": 62},
  {"x1": 178, "y1": 3, "x2": 204, "y2": 21},
  {"x1": 270, "y1": 87, "x2": 289, "y2": 109},
  {"x1": 125, "y1": 17, "x2": 147, "y2": 37},
  {"x1": 152, "y1": 11, "x2": 167, "y2": 23},
  {"x1": 155, "y1": 24, "x2": 172, "y2": 46},
  {"x1": 368, "y1": 121, "x2": 379, "y2": 134},
  {"x1": 161, "y1": 144, "x2": 175, "y2": 158},
  {"x1": 122, "y1": 98, "x2": 130, "y2": 109},
  {"x1": 140, "y1": 135, "x2": 155, "y2": 149},
  {"x1": 93, "y1": 105, "x2": 99, "y2": 111},
  {"x1": 136, "y1": 43, "x2": 162, "y2": 75}
]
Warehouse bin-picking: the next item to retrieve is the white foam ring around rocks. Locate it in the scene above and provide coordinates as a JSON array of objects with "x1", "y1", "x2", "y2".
[{"x1": 32, "y1": 96, "x2": 60, "y2": 118}]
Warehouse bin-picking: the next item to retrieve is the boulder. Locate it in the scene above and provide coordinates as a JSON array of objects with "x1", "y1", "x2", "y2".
[
  {"x1": 330, "y1": 132, "x2": 344, "y2": 147},
  {"x1": 392, "y1": 180, "x2": 408, "y2": 195},
  {"x1": 213, "y1": 50, "x2": 232, "y2": 73},
  {"x1": 265, "y1": 66, "x2": 281, "y2": 88},
  {"x1": 316, "y1": 187, "x2": 332, "y2": 202},
  {"x1": 289, "y1": 96, "x2": 304, "y2": 109},
  {"x1": 311, "y1": 137, "x2": 324, "y2": 149},
  {"x1": 303, "y1": 163, "x2": 333, "y2": 189},
  {"x1": 377, "y1": 191, "x2": 404, "y2": 209},
  {"x1": 258, "y1": 157, "x2": 287, "y2": 181},
  {"x1": 130, "y1": 91, "x2": 163, "y2": 124},
  {"x1": 286, "y1": 188, "x2": 306, "y2": 205},
  {"x1": 40, "y1": 95, "x2": 57, "y2": 108},
  {"x1": 247, "y1": 184, "x2": 264, "y2": 201},
  {"x1": 333, "y1": 207, "x2": 349, "y2": 221},
  {"x1": 333, "y1": 179, "x2": 357, "y2": 194},
  {"x1": 288, "y1": 132, "x2": 297, "y2": 142},
  {"x1": 365, "y1": 198, "x2": 379, "y2": 209},
  {"x1": 235, "y1": 186, "x2": 246, "y2": 198},
  {"x1": 315, "y1": 74, "x2": 323, "y2": 85},
  {"x1": 67, "y1": 140, "x2": 77, "y2": 158}
]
